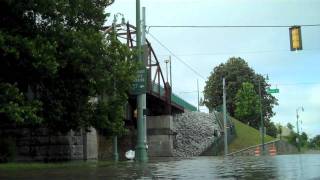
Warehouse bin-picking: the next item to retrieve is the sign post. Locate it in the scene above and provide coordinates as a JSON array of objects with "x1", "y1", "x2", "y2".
[{"x1": 131, "y1": 68, "x2": 147, "y2": 95}]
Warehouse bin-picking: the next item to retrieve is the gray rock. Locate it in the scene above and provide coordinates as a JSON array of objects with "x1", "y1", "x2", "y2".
[{"x1": 172, "y1": 111, "x2": 222, "y2": 157}]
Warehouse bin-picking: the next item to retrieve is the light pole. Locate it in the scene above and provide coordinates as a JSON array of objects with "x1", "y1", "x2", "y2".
[
  {"x1": 296, "y1": 106, "x2": 304, "y2": 152},
  {"x1": 164, "y1": 56, "x2": 172, "y2": 87},
  {"x1": 197, "y1": 79, "x2": 200, "y2": 112},
  {"x1": 111, "y1": 12, "x2": 126, "y2": 162},
  {"x1": 112, "y1": 13, "x2": 126, "y2": 27},
  {"x1": 258, "y1": 74, "x2": 268, "y2": 155}
]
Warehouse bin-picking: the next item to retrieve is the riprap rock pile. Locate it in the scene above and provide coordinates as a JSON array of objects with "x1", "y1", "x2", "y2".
[{"x1": 172, "y1": 111, "x2": 221, "y2": 157}]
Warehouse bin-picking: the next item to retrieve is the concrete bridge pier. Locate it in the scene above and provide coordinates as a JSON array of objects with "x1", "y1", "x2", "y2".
[{"x1": 147, "y1": 115, "x2": 175, "y2": 157}]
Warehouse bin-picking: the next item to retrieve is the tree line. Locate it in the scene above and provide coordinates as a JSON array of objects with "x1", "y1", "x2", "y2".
[
  {"x1": 203, "y1": 57, "x2": 278, "y2": 137},
  {"x1": 0, "y1": 0, "x2": 138, "y2": 136},
  {"x1": 284, "y1": 123, "x2": 320, "y2": 150}
]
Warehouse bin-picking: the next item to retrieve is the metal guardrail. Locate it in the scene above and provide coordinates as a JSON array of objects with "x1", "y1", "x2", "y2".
[{"x1": 227, "y1": 139, "x2": 280, "y2": 156}]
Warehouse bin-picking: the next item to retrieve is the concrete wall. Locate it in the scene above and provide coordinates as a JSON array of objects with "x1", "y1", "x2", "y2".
[
  {"x1": 147, "y1": 115, "x2": 174, "y2": 157},
  {"x1": 84, "y1": 127, "x2": 98, "y2": 160},
  {"x1": 0, "y1": 126, "x2": 98, "y2": 162},
  {"x1": 97, "y1": 126, "x2": 137, "y2": 160}
]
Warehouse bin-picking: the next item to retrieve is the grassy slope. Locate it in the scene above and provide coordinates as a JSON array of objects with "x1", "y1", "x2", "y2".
[{"x1": 228, "y1": 118, "x2": 276, "y2": 153}]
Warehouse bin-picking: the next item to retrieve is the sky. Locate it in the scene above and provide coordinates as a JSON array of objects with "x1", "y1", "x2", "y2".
[{"x1": 107, "y1": 0, "x2": 320, "y2": 137}]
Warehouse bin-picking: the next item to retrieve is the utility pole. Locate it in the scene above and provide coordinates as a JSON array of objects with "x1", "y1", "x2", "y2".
[
  {"x1": 222, "y1": 78, "x2": 228, "y2": 155},
  {"x1": 258, "y1": 80, "x2": 265, "y2": 155},
  {"x1": 165, "y1": 59, "x2": 169, "y2": 83},
  {"x1": 135, "y1": 0, "x2": 148, "y2": 162},
  {"x1": 197, "y1": 79, "x2": 200, "y2": 112},
  {"x1": 296, "y1": 106, "x2": 304, "y2": 152},
  {"x1": 169, "y1": 56, "x2": 172, "y2": 88}
]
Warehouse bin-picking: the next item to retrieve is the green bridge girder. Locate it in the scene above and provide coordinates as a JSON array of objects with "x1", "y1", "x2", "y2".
[{"x1": 151, "y1": 83, "x2": 197, "y2": 112}]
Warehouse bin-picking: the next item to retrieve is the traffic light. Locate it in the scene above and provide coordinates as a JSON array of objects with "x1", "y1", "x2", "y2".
[{"x1": 289, "y1": 26, "x2": 302, "y2": 51}]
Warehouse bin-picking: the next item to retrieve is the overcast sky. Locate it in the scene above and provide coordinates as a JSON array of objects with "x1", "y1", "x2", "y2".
[{"x1": 107, "y1": 0, "x2": 320, "y2": 137}]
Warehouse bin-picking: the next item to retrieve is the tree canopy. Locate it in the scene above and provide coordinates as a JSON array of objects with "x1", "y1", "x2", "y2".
[
  {"x1": 234, "y1": 82, "x2": 260, "y2": 127},
  {"x1": 203, "y1": 57, "x2": 278, "y2": 134},
  {"x1": 309, "y1": 135, "x2": 320, "y2": 149},
  {"x1": 0, "y1": 0, "x2": 137, "y2": 135}
]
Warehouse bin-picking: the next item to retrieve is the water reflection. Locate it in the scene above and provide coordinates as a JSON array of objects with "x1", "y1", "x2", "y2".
[{"x1": 0, "y1": 154, "x2": 320, "y2": 179}]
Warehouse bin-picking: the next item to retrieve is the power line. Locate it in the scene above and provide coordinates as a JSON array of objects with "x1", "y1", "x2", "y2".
[
  {"x1": 147, "y1": 32, "x2": 206, "y2": 80},
  {"x1": 157, "y1": 48, "x2": 320, "y2": 57},
  {"x1": 271, "y1": 82, "x2": 320, "y2": 86},
  {"x1": 148, "y1": 24, "x2": 320, "y2": 29},
  {"x1": 179, "y1": 91, "x2": 199, "y2": 94}
]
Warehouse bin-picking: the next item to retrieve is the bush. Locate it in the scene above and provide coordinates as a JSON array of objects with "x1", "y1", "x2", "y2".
[{"x1": 0, "y1": 137, "x2": 16, "y2": 162}]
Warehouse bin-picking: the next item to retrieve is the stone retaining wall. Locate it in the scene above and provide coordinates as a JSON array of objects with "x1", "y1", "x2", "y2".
[{"x1": 0, "y1": 126, "x2": 98, "y2": 161}]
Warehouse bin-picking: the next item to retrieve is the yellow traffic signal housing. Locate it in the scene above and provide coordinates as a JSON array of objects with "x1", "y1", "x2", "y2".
[{"x1": 289, "y1": 26, "x2": 302, "y2": 51}]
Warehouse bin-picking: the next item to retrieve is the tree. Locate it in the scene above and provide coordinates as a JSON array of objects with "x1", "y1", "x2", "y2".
[
  {"x1": 287, "y1": 123, "x2": 294, "y2": 131},
  {"x1": 300, "y1": 132, "x2": 308, "y2": 147},
  {"x1": 286, "y1": 131, "x2": 298, "y2": 147},
  {"x1": 308, "y1": 135, "x2": 320, "y2": 149},
  {"x1": 234, "y1": 82, "x2": 260, "y2": 128},
  {"x1": 285, "y1": 126, "x2": 309, "y2": 149},
  {"x1": 277, "y1": 124, "x2": 283, "y2": 139},
  {"x1": 0, "y1": 0, "x2": 137, "y2": 135},
  {"x1": 204, "y1": 57, "x2": 278, "y2": 130},
  {"x1": 265, "y1": 121, "x2": 277, "y2": 138}
]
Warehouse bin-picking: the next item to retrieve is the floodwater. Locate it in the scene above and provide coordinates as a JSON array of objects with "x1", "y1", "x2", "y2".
[{"x1": 1, "y1": 154, "x2": 320, "y2": 179}]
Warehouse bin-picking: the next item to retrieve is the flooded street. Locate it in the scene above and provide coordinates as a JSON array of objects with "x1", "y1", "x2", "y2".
[{"x1": 1, "y1": 154, "x2": 320, "y2": 179}]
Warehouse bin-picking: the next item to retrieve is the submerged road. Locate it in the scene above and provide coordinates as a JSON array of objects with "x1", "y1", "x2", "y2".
[{"x1": 1, "y1": 154, "x2": 320, "y2": 179}]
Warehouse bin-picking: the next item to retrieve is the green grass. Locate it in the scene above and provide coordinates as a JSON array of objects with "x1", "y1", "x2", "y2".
[{"x1": 229, "y1": 118, "x2": 276, "y2": 153}]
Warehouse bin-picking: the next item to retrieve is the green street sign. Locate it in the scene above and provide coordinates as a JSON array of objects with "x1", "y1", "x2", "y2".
[
  {"x1": 267, "y1": 88, "x2": 279, "y2": 94},
  {"x1": 131, "y1": 68, "x2": 147, "y2": 95}
]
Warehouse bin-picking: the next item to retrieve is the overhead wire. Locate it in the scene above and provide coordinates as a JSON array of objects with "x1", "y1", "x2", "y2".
[
  {"x1": 148, "y1": 24, "x2": 320, "y2": 30},
  {"x1": 147, "y1": 32, "x2": 206, "y2": 80},
  {"x1": 178, "y1": 82, "x2": 320, "y2": 94},
  {"x1": 157, "y1": 48, "x2": 320, "y2": 57},
  {"x1": 146, "y1": 23, "x2": 320, "y2": 82},
  {"x1": 271, "y1": 82, "x2": 320, "y2": 86}
]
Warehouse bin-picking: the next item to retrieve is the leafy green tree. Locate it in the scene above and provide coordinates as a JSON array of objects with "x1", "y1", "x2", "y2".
[
  {"x1": 285, "y1": 127, "x2": 309, "y2": 149},
  {"x1": 308, "y1": 135, "x2": 320, "y2": 149},
  {"x1": 0, "y1": 0, "x2": 137, "y2": 135},
  {"x1": 286, "y1": 131, "x2": 298, "y2": 147},
  {"x1": 0, "y1": 83, "x2": 42, "y2": 125},
  {"x1": 204, "y1": 57, "x2": 278, "y2": 130},
  {"x1": 300, "y1": 132, "x2": 308, "y2": 147},
  {"x1": 287, "y1": 123, "x2": 294, "y2": 130},
  {"x1": 92, "y1": 31, "x2": 138, "y2": 136},
  {"x1": 234, "y1": 82, "x2": 259, "y2": 127},
  {"x1": 277, "y1": 124, "x2": 283, "y2": 139},
  {"x1": 265, "y1": 121, "x2": 278, "y2": 138}
]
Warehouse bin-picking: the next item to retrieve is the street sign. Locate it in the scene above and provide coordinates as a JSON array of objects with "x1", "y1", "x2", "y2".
[
  {"x1": 267, "y1": 88, "x2": 279, "y2": 94},
  {"x1": 131, "y1": 68, "x2": 147, "y2": 95}
]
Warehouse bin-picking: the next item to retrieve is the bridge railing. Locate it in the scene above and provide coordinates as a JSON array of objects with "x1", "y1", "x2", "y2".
[{"x1": 151, "y1": 83, "x2": 197, "y2": 112}]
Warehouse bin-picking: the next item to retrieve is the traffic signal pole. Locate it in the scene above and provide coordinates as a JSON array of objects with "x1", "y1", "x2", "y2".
[{"x1": 258, "y1": 80, "x2": 265, "y2": 155}]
